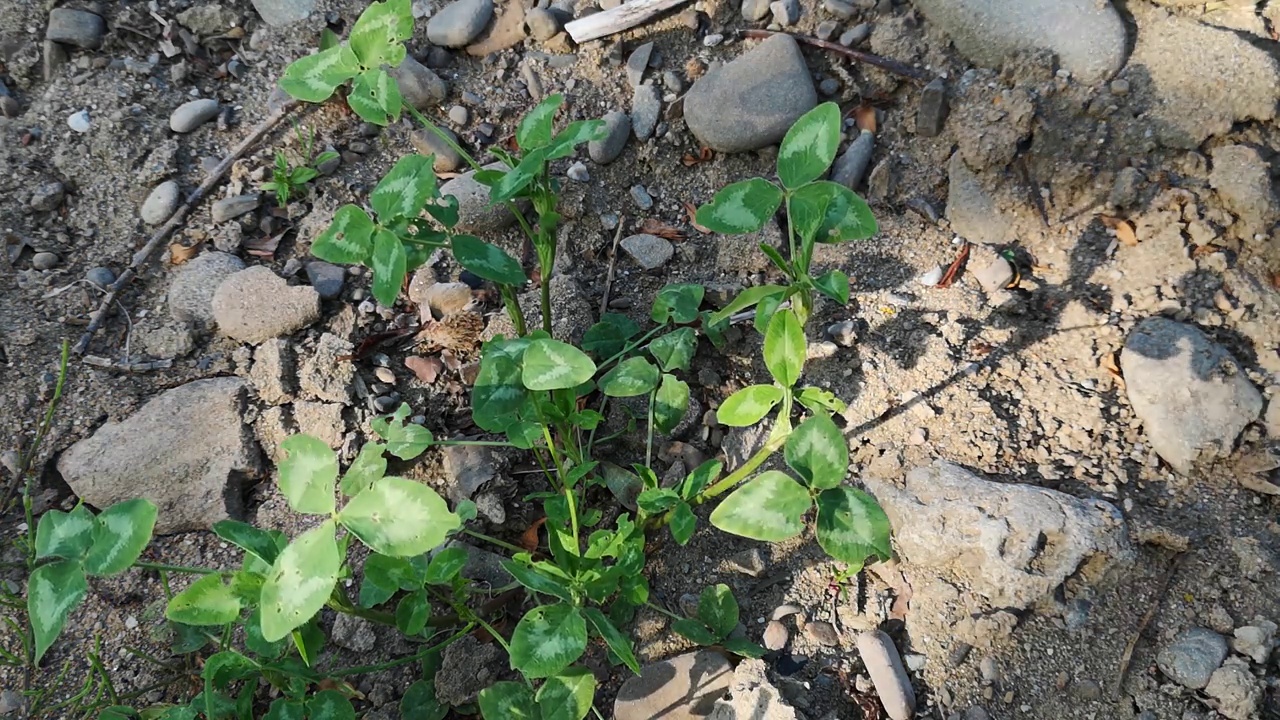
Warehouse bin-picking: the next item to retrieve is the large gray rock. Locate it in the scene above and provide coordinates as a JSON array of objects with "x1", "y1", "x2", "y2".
[
  {"x1": 708, "y1": 659, "x2": 801, "y2": 720},
  {"x1": 169, "y1": 98, "x2": 220, "y2": 133},
  {"x1": 391, "y1": 55, "x2": 448, "y2": 111},
  {"x1": 211, "y1": 266, "x2": 321, "y2": 343},
  {"x1": 46, "y1": 8, "x2": 105, "y2": 48},
  {"x1": 1157, "y1": 627, "x2": 1228, "y2": 689},
  {"x1": 863, "y1": 461, "x2": 1134, "y2": 610},
  {"x1": 250, "y1": 0, "x2": 313, "y2": 26},
  {"x1": 1121, "y1": 318, "x2": 1263, "y2": 474},
  {"x1": 1210, "y1": 144, "x2": 1278, "y2": 240},
  {"x1": 913, "y1": 0, "x2": 1126, "y2": 84},
  {"x1": 57, "y1": 378, "x2": 262, "y2": 534},
  {"x1": 684, "y1": 34, "x2": 816, "y2": 153},
  {"x1": 168, "y1": 251, "x2": 245, "y2": 326},
  {"x1": 1128, "y1": 13, "x2": 1280, "y2": 148},
  {"x1": 615, "y1": 650, "x2": 733, "y2": 720},
  {"x1": 438, "y1": 162, "x2": 520, "y2": 234},
  {"x1": 427, "y1": 0, "x2": 494, "y2": 48}
]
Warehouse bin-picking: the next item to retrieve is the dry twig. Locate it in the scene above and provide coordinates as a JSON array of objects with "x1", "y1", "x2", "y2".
[
  {"x1": 740, "y1": 29, "x2": 933, "y2": 83},
  {"x1": 74, "y1": 99, "x2": 300, "y2": 355},
  {"x1": 599, "y1": 217, "x2": 627, "y2": 315},
  {"x1": 1113, "y1": 552, "x2": 1186, "y2": 698},
  {"x1": 936, "y1": 241, "x2": 970, "y2": 289}
]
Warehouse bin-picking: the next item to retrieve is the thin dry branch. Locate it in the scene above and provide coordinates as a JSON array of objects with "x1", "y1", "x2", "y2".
[
  {"x1": 740, "y1": 29, "x2": 933, "y2": 83},
  {"x1": 564, "y1": 0, "x2": 691, "y2": 43},
  {"x1": 73, "y1": 99, "x2": 300, "y2": 356},
  {"x1": 599, "y1": 217, "x2": 627, "y2": 315}
]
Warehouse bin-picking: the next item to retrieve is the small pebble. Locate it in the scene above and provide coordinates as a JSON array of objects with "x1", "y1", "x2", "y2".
[
  {"x1": 67, "y1": 109, "x2": 91, "y2": 133},
  {"x1": 805, "y1": 620, "x2": 840, "y2": 647},
  {"x1": 448, "y1": 104, "x2": 469, "y2": 125},
  {"x1": 771, "y1": 604, "x2": 802, "y2": 621},
  {"x1": 840, "y1": 22, "x2": 870, "y2": 46},
  {"x1": 374, "y1": 367, "x2": 396, "y2": 384},
  {"x1": 918, "y1": 265, "x2": 944, "y2": 287},
  {"x1": 629, "y1": 185, "x2": 653, "y2": 210},
  {"x1": 828, "y1": 320, "x2": 857, "y2": 347},
  {"x1": 32, "y1": 252, "x2": 59, "y2": 270},
  {"x1": 818, "y1": 77, "x2": 840, "y2": 96},
  {"x1": 566, "y1": 162, "x2": 590, "y2": 183},
  {"x1": 703, "y1": 33, "x2": 724, "y2": 47},
  {"x1": 169, "y1": 98, "x2": 220, "y2": 133},
  {"x1": 1110, "y1": 78, "x2": 1130, "y2": 96},
  {"x1": 815, "y1": 20, "x2": 839, "y2": 41},
  {"x1": 85, "y1": 267, "x2": 115, "y2": 287}
]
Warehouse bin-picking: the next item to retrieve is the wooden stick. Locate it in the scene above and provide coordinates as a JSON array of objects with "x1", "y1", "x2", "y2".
[
  {"x1": 598, "y1": 217, "x2": 626, "y2": 315},
  {"x1": 73, "y1": 99, "x2": 300, "y2": 356},
  {"x1": 565, "y1": 0, "x2": 691, "y2": 43},
  {"x1": 1113, "y1": 552, "x2": 1185, "y2": 698},
  {"x1": 741, "y1": 29, "x2": 933, "y2": 83}
]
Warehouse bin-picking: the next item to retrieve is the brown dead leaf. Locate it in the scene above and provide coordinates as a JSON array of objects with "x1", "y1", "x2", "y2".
[
  {"x1": 681, "y1": 147, "x2": 714, "y2": 167},
  {"x1": 1271, "y1": 271, "x2": 1280, "y2": 290},
  {"x1": 853, "y1": 104, "x2": 876, "y2": 133},
  {"x1": 1099, "y1": 215, "x2": 1138, "y2": 246},
  {"x1": 1101, "y1": 350, "x2": 1126, "y2": 388},
  {"x1": 639, "y1": 218, "x2": 686, "y2": 241},
  {"x1": 169, "y1": 242, "x2": 200, "y2": 264},
  {"x1": 404, "y1": 355, "x2": 443, "y2": 384},
  {"x1": 683, "y1": 202, "x2": 711, "y2": 234},
  {"x1": 1191, "y1": 244, "x2": 1221, "y2": 258},
  {"x1": 519, "y1": 517, "x2": 546, "y2": 552}
]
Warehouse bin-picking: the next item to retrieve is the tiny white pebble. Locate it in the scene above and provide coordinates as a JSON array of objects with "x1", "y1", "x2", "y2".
[{"x1": 125, "y1": 616, "x2": 138, "y2": 629}]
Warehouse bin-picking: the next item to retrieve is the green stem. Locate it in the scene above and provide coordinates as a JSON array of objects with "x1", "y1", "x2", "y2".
[
  {"x1": 133, "y1": 561, "x2": 217, "y2": 576},
  {"x1": 462, "y1": 528, "x2": 526, "y2": 555},
  {"x1": 643, "y1": 601, "x2": 683, "y2": 622},
  {"x1": 697, "y1": 428, "x2": 790, "y2": 502},
  {"x1": 329, "y1": 624, "x2": 476, "y2": 677},
  {"x1": 406, "y1": 107, "x2": 482, "y2": 172},
  {"x1": 784, "y1": 193, "x2": 798, "y2": 267},
  {"x1": 433, "y1": 439, "x2": 524, "y2": 448},
  {"x1": 499, "y1": 284, "x2": 528, "y2": 336},
  {"x1": 597, "y1": 325, "x2": 666, "y2": 374},
  {"x1": 645, "y1": 389, "x2": 657, "y2": 470}
]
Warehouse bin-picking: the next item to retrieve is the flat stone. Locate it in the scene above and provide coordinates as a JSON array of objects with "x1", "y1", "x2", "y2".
[
  {"x1": 863, "y1": 461, "x2": 1134, "y2": 611},
  {"x1": 1157, "y1": 627, "x2": 1228, "y2": 689},
  {"x1": 211, "y1": 193, "x2": 260, "y2": 224},
  {"x1": 626, "y1": 41, "x2": 654, "y2": 88},
  {"x1": 946, "y1": 152, "x2": 1011, "y2": 244},
  {"x1": 141, "y1": 181, "x2": 181, "y2": 225},
  {"x1": 415, "y1": 281, "x2": 475, "y2": 319},
  {"x1": 631, "y1": 84, "x2": 661, "y2": 141},
  {"x1": 31, "y1": 252, "x2": 58, "y2": 270},
  {"x1": 763, "y1": 620, "x2": 789, "y2": 650},
  {"x1": 464, "y1": 0, "x2": 526, "y2": 56},
  {"x1": 1210, "y1": 144, "x2": 1278, "y2": 240},
  {"x1": 441, "y1": 445, "x2": 499, "y2": 503},
  {"x1": 391, "y1": 55, "x2": 447, "y2": 111},
  {"x1": 331, "y1": 613, "x2": 376, "y2": 652},
  {"x1": 305, "y1": 261, "x2": 345, "y2": 299},
  {"x1": 1129, "y1": 12, "x2": 1280, "y2": 148},
  {"x1": 438, "y1": 162, "x2": 521, "y2": 234},
  {"x1": 168, "y1": 251, "x2": 245, "y2": 326},
  {"x1": 684, "y1": 34, "x2": 816, "y2": 153},
  {"x1": 770, "y1": 0, "x2": 800, "y2": 26},
  {"x1": 435, "y1": 634, "x2": 505, "y2": 705},
  {"x1": 46, "y1": 8, "x2": 105, "y2": 49},
  {"x1": 524, "y1": 7, "x2": 560, "y2": 42},
  {"x1": 913, "y1": 0, "x2": 1126, "y2": 84},
  {"x1": 916, "y1": 77, "x2": 948, "y2": 137},
  {"x1": 176, "y1": 5, "x2": 240, "y2": 35},
  {"x1": 56, "y1": 378, "x2": 261, "y2": 534},
  {"x1": 1121, "y1": 317, "x2": 1263, "y2": 474},
  {"x1": 427, "y1": 0, "x2": 494, "y2": 48},
  {"x1": 620, "y1": 233, "x2": 673, "y2": 270},
  {"x1": 250, "y1": 0, "x2": 314, "y2": 26},
  {"x1": 293, "y1": 400, "x2": 345, "y2": 448},
  {"x1": 857, "y1": 630, "x2": 915, "y2": 720},
  {"x1": 410, "y1": 126, "x2": 463, "y2": 172},
  {"x1": 615, "y1": 651, "x2": 734, "y2": 720},
  {"x1": 211, "y1": 266, "x2": 321, "y2": 343},
  {"x1": 169, "y1": 98, "x2": 220, "y2": 133}
]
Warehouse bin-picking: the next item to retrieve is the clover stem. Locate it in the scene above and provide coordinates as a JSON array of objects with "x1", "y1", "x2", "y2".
[
  {"x1": 645, "y1": 388, "x2": 656, "y2": 470},
  {"x1": 132, "y1": 561, "x2": 218, "y2": 576},
  {"x1": 499, "y1": 284, "x2": 528, "y2": 336},
  {"x1": 696, "y1": 428, "x2": 790, "y2": 503},
  {"x1": 462, "y1": 528, "x2": 526, "y2": 555},
  {"x1": 328, "y1": 623, "x2": 475, "y2": 677},
  {"x1": 643, "y1": 601, "x2": 683, "y2": 622},
  {"x1": 405, "y1": 107, "x2": 482, "y2": 172}
]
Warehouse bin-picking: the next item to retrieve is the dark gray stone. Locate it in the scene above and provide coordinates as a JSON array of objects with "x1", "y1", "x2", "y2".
[
  {"x1": 916, "y1": 77, "x2": 948, "y2": 137},
  {"x1": 831, "y1": 129, "x2": 874, "y2": 190},
  {"x1": 589, "y1": 110, "x2": 630, "y2": 164},
  {"x1": 525, "y1": 7, "x2": 560, "y2": 41},
  {"x1": 427, "y1": 0, "x2": 494, "y2": 48},
  {"x1": 620, "y1": 233, "x2": 673, "y2": 270},
  {"x1": 46, "y1": 8, "x2": 105, "y2": 49},
  {"x1": 32, "y1": 252, "x2": 58, "y2": 270},
  {"x1": 305, "y1": 261, "x2": 345, "y2": 299},
  {"x1": 684, "y1": 34, "x2": 816, "y2": 152},
  {"x1": 627, "y1": 41, "x2": 654, "y2": 88},
  {"x1": 1157, "y1": 627, "x2": 1228, "y2": 689},
  {"x1": 391, "y1": 55, "x2": 447, "y2": 111},
  {"x1": 85, "y1": 266, "x2": 115, "y2": 287},
  {"x1": 211, "y1": 193, "x2": 260, "y2": 224}
]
